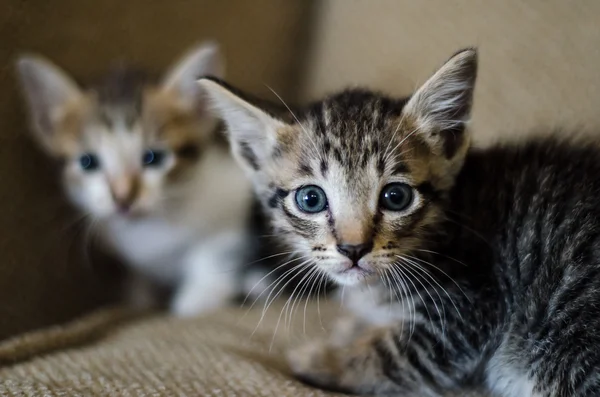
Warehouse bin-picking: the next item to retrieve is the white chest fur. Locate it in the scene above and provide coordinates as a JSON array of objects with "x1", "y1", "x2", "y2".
[
  {"x1": 103, "y1": 217, "x2": 194, "y2": 283},
  {"x1": 341, "y1": 283, "x2": 415, "y2": 327}
]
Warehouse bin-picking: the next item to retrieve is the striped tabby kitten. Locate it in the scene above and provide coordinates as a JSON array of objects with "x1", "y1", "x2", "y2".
[
  {"x1": 199, "y1": 49, "x2": 600, "y2": 396},
  {"x1": 17, "y1": 43, "x2": 261, "y2": 316}
]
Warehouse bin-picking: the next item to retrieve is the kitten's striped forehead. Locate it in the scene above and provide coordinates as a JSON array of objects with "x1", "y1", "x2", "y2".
[
  {"x1": 93, "y1": 67, "x2": 149, "y2": 130},
  {"x1": 289, "y1": 89, "x2": 411, "y2": 180}
]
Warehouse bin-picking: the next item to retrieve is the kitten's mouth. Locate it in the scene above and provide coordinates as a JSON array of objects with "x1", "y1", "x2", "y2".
[
  {"x1": 335, "y1": 261, "x2": 375, "y2": 278},
  {"x1": 327, "y1": 261, "x2": 377, "y2": 286},
  {"x1": 112, "y1": 206, "x2": 146, "y2": 219},
  {"x1": 342, "y1": 263, "x2": 372, "y2": 275}
]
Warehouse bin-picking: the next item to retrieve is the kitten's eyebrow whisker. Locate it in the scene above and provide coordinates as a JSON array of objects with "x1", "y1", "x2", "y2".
[
  {"x1": 385, "y1": 125, "x2": 420, "y2": 167},
  {"x1": 386, "y1": 148, "x2": 415, "y2": 175},
  {"x1": 265, "y1": 85, "x2": 324, "y2": 163},
  {"x1": 382, "y1": 112, "x2": 406, "y2": 162}
]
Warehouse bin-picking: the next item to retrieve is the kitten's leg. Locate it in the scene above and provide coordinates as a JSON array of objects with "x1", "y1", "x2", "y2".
[
  {"x1": 124, "y1": 272, "x2": 163, "y2": 311},
  {"x1": 288, "y1": 287, "x2": 489, "y2": 395},
  {"x1": 288, "y1": 326, "x2": 448, "y2": 395},
  {"x1": 171, "y1": 232, "x2": 246, "y2": 317}
]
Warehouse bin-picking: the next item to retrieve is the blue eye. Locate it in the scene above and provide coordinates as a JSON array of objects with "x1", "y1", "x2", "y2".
[
  {"x1": 143, "y1": 149, "x2": 166, "y2": 167},
  {"x1": 380, "y1": 183, "x2": 413, "y2": 211},
  {"x1": 79, "y1": 153, "x2": 100, "y2": 171},
  {"x1": 295, "y1": 185, "x2": 328, "y2": 213}
]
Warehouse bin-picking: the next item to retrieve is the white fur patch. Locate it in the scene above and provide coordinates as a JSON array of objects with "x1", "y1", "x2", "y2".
[
  {"x1": 340, "y1": 283, "x2": 420, "y2": 327},
  {"x1": 486, "y1": 344, "x2": 546, "y2": 397},
  {"x1": 170, "y1": 231, "x2": 246, "y2": 317}
]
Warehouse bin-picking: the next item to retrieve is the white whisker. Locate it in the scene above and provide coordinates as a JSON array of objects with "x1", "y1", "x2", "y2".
[
  {"x1": 283, "y1": 265, "x2": 319, "y2": 332},
  {"x1": 315, "y1": 272, "x2": 327, "y2": 331},
  {"x1": 393, "y1": 262, "x2": 434, "y2": 326},
  {"x1": 388, "y1": 265, "x2": 413, "y2": 339},
  {"x1": 403, "y1": 254, "x2": 470, "y2": 303},
  {"x1": 395, "y1": 260, "x2": 445, "y2": 339},
  {"x1": 271, "y1": 262, "x2": 318, "y2": 350},
  {"x1": 240, "y1": 254, "x2": 310, "y2": 309},
  {"x1": 399, "y1": 255, "x2": 465, "y2": 321},
  {"x1": 265, "y1": 85, "x2": 324, "y2": 163},
  {"x1": 248, "y1": 259, "x2": 313, "y2": 337},
  {"x1": 390, "y1": 265, "x2": 416, "y2": 341},
  {"x1": 415, "y1": 248, "x2": 468, "y2": 267},
  {"x1": 303, "y1": 267, "x2": 323, "y2": 334}
]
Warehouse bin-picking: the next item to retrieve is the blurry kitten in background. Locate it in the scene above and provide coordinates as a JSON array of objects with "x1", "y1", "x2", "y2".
[{"x1": 16, "y1": 42, "x2": 262, "y2": 316}]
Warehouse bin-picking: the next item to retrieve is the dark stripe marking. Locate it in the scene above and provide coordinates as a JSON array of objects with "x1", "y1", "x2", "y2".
[
  {"x1": 239, "y1": 141, "x2": 260, "y2": 170},
  {"x1": 281, "y1": 205, "x2": 317, "y2": 238},
  {"x1": 268, "y1": 188, "x2": 289, "y2": 208}
]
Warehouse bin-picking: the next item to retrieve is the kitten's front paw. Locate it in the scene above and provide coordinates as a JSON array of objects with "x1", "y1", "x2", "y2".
[{"x1": 287, "y1": 340, "x2": 347, "y2": 393}]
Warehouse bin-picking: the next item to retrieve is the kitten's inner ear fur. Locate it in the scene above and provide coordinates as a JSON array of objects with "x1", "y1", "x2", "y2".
[
  {"x1": 197, "y1": 78, "x2": 288, "y2": 174},
  {"x1": 161, "y1": 42, "x2": 224, "y2": 107},
  {"x1": 16, "y1": 56, "x2": 85, "y2": 154},
  {"x1": 402, "y1": 48, "x2": 478, "y2": 160}
]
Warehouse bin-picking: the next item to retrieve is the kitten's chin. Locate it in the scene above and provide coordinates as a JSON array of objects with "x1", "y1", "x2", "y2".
[
  {"x1": 112, "y1": 208, "x2": 149, "y2": 220},
  {"x1": 326, "y1": 265, "x2": 378, "y2": 287},
  {"x1": 94, "y1": 206, "x2": 151, "y2": 221}
]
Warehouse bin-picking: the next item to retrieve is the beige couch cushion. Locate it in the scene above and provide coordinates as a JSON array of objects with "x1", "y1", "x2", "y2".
[{"x1": 0, "y1": 302, "x2": 486, "y2": 396}]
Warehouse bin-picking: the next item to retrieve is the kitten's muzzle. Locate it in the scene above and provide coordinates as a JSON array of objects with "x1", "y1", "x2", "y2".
[
  {"x1": 336, "y1": 242, "x2": 373, "y2": 264},
  {"x1": 109, "y1": 174, "x2": 141, "y2": 214}
]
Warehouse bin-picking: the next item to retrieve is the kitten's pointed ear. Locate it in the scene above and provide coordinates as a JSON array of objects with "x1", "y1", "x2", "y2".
[
  {"x1": 16, "y1": 55, "x2": 83, "y2": 153},
  {"x1": 162, "y1": 41, "x2": 224, "y2": 105},
  {"x1": 403, "y1": 48, "x2": 477, "y2": 158},
  {"x1": 197, "y1": 78, "x2": 287, "y2": 173}
]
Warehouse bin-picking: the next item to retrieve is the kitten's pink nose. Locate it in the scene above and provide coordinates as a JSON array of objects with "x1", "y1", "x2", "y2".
[{"x1": 110, "y1": 175, "x2": 140, "y2": 214}]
